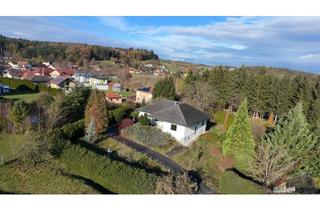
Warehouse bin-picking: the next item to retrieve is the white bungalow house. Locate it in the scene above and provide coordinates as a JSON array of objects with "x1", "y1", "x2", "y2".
[
  {"x1": 137, "y1": 99, "x2": 209, "y2": 146},
  {"x1": 89, "y1": 76, "x2": 108, "y2": 91}
]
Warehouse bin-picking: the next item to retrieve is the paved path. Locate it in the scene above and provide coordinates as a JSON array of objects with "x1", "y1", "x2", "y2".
[{"x1": 112, "y1": 135, "x2": 217, "y2": 194}]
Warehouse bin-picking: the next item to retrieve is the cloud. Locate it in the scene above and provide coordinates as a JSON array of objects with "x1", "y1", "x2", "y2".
[
  {"x1": 99, "y1": 16, "x2": 130, "y2": 31},
  {"x1": 0, "y1": 16, "x2": 319, "y2": 73}
]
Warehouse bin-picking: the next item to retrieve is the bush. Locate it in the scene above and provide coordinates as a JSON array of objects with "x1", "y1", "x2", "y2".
[
  {"x1": 60, "y1": 144, "x2": 158, "y2": 194},
  {"x1": 121, "y1": 124, "x2": 174, "y2": 148},
  {"x1": 110, "y1": 106, "x2": 129, "y2": 123},
  {"x1": 61, "y1": 119, "x2": 85, "y2": 140},
  {"x1": 138, "y1": 115, "x2": 150, "y2": 126}
]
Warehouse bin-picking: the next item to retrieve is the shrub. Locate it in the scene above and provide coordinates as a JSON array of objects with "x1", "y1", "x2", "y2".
[
  {"x1": 138, "y1": 115, "x2": 150, "y2": 126},
  {"x1": 60, "y1": 145, "x2": 158, "y2": 194},
  {"x1": 61, "y1": 119, "x2": 85, "y2": 140},
  {"x1": 121, "y1": 124, "x2": 174, "y2": 148},
  {"x1": 109, "y1": 105, "x2": 130, "y2": 123}
]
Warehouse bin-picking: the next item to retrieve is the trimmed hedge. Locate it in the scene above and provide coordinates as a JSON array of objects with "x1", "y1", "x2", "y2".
[
  {"x1": 61, "y1": 119, "x2": 85, "y2": 140},
  {"x1": 60, "y1": 145, "x2": 158, "y2": 194},
  {"x1": 109, "y1": 105, "x2": 132, "y2": 123}
]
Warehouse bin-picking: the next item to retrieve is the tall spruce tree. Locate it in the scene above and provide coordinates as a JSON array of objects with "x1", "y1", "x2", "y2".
[
  {"x1": 251, "y1": 102, "x2": 317, "y2": 186},
  {"x1": 84, "y1": 90, "x2": 109, "y2": 134},
  {"x1": 153, "y1": 77, "x2": 176, "y2": 100},
  {"x1": 222, "y1": 98, "x2": 255, "y2": 171}
]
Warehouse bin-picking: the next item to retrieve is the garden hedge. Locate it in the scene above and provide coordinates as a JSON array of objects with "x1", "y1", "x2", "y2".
[
  {"x1": 61, "y1": 119, "x2": 85, "y2": 140},
  {"x1": 60, "y1": 145, "x2": 158, "y2": 194}
]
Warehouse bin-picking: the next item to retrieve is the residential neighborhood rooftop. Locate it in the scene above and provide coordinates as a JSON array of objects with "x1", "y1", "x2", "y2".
[
  {"x1": 136, "y1": 86, "x2": 152, "y2": 93},
  {"x1": 137, "y1": 99, "x2": 209, "y2": 127}
]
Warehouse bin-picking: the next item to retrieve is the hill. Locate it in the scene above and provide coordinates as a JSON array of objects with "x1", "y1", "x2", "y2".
[{"x1": 0, "y1": 35, "x2": 158, "y2": 67}]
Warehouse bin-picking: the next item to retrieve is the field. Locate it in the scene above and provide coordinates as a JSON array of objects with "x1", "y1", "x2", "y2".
[{"x1": 2, "y1": 93, "x2": 40, "y2": 102}]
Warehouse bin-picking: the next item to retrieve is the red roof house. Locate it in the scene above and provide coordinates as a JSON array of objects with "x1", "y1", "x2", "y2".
[{"x1": 106, "y1": 92, "x2": 123, "y2": 104}]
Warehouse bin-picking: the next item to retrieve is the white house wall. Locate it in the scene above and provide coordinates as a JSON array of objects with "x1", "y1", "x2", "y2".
[{"x1": 138, "y1": 111, "x2": 207, "y2": 146}]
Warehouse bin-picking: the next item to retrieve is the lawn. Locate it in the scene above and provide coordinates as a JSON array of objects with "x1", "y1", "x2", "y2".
[
  {"x1": 2, "y1": 92, "x2": 41, "y2": 102},
  {"x1": 213, "y1": 110, "x2": 235, "y2": 132}
]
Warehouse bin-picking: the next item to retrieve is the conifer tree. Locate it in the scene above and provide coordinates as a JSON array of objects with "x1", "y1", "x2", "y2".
[
  {"x1": 251, "y1": 102, "x2": 317, "y2": 186},
  {"x1": 153, "y1": 77, "x2": 176, "y2": 100},
  {"x1": 84, "y1": 90, "x2": 109, "y2": 134},
  {"x1": 85, "y1": 118, "x2": 98, "y2": 142},
  {"x1": 222, "y1": 98, "x2": 255, "y2": 171}
]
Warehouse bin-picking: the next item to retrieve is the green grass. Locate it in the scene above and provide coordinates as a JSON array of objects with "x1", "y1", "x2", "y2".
[
  {"x1": 2, "y1": 92, "x2": 41, "y2": 102},
  {"x1": 98, "y1": 60, "x2": 116, "y2": 65},
  {"x1": 0, "y1": 134, "x2": 25, "y2": 163},
  {"x1": 213, "y1": 111, "x2": 235, "y2": 131},
  {"x1": 218, "y1": 171, "x2": 265, "y2": 194},
  {"x1": 0, "y1": 159, "x2": 98, "y2": 194}
]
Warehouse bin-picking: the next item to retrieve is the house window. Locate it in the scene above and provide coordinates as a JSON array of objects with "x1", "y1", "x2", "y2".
[
  {"x1": 171, "y1": 124, "x2": 177, "y2": 131},
  {"x1": 202, "y1": 120, "x2": 205, "y2": 126}
]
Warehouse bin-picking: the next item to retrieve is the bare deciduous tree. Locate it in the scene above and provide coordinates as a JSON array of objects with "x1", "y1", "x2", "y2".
[
  {"x1": 250, "y1": 140, "x2": 295, "y2": 187},
  {"x1": 155, "y1": 172, "x2": 198, "y2": 194}
]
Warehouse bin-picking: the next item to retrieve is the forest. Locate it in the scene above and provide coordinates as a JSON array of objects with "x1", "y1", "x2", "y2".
[
  {"x1": 0, "y1": 35, "x2": 158, "y2": 66},
  {"x1": 180, "y1": 66, "x2": 320, "y2": 132}
]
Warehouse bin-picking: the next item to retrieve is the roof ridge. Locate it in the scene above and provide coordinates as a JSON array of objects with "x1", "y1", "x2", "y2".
[{"x1": 176, "y1": 103, "x2": 188, "y2": 126}]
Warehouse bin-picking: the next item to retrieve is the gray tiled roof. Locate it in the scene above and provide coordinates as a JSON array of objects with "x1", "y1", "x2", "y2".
[
  {"x1": 137, "y1": 99, "x2": 209, "y2": 127},
  {"x1": 50, "y1": 76, "x2": 68, "y2": 85}
]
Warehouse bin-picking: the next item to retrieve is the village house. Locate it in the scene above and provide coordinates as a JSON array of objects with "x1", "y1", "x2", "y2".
[
  {"x1": 8, "y1": 62, "x2": 19, "y2": 69},
  {"x1": 49, "y1": 76, "x2": 76, "y2": 92},
  {"x1": 73, "y1": 70, "x2": 93, "y2": 84},
  {"x1": 106, "y1": 92, "x2": 123, "y2": 104},
  {"x1": 42, "y1": 62, "x2": 56, "y2": 70},
  {"x1": 50, "y1": 68, "x2": 75, "y2": 78},
  {"x1": 137, "y1": 99, "x2": 209, "y2": 146},
  {"x1": 135, "y1": 86, "x2": 153, "y2": 104},
  {"x1": 108, "y1": 82, "x2": 122, "y2": 92},
  {"x1": 89, "y1": 75, "x2": 108, "y2": 91},
  {"x1": 32, "y1": 67, "x2": 54, "y2": 77},
  {"x1": 17, "y1": 61, "x2": 32, "y2": 70},
  {"x1": 28, "y1": 75, "x2": 51, "y2": 85},
  {"x1": 3, "y1": 69, "x2": 23, "y2": 79}
]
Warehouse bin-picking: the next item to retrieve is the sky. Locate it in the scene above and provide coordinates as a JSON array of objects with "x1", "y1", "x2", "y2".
[{"x1": 0, "y1": 16, "x2": 319, "y2": 73}]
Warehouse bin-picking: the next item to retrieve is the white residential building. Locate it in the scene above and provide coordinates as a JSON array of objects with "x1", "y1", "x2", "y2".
[{"x1": 137, "y1": 99, "x2": 209, "y2": 146}]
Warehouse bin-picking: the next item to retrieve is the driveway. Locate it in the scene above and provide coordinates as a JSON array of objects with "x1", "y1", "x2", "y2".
[{"x1": 112, "y1": 135, "x2": 217, "y2": 194}]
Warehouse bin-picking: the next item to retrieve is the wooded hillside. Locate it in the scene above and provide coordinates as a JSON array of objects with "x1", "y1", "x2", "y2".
[{"x1": 0, "y1": 35, "x2": 158, "y2": 66}]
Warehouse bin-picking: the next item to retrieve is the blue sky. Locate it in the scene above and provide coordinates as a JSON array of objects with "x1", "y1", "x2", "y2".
[{"x1": 0, "y1": 16, "x2": 319, "y2": 73}]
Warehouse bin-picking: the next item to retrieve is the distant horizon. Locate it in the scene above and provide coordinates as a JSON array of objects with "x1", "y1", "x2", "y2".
[{"x1": 0, "y1": 16, "x2": 319, "y2": 74}]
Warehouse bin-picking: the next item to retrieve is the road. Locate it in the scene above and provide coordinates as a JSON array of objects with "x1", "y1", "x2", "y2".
[{"x1": 111, "y1": 134, "x2": 217, "y2": 194}]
